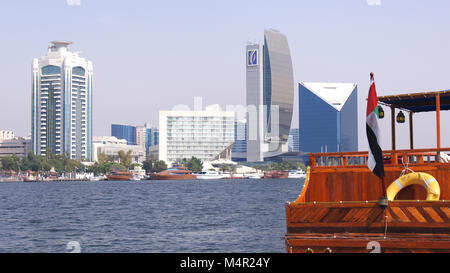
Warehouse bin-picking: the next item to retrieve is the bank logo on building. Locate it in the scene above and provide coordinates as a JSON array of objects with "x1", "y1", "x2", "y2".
[{"x1": 247, "y1": 49, "x2": 258, "y2": 66}]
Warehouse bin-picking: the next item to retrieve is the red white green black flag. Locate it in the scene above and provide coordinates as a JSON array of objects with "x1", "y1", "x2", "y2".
[{"x1": 366, "y1": 73, "x2": 385, "y2": 179}]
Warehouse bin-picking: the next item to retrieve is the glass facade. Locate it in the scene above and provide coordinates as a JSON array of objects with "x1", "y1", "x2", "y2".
[
  {"x1": 263, "y1": 30, "x2": 294, "y2": 143},
  {"x1": 42, "y1": 65, "x2": 61, "y2": 75},
  {"x1": 111, "y1": 124, "x2": 137, "y2": 145},
  {"x1": 299, "y1": 83, "x2": 358, "y2": 154},
  {"x1": 232, "y1": 120, "x2": 247, "y2": 161},
  {"x1": 246, "y1": 29, "x2": 294, "y2": 162},
  {"x1": 288, "y1": 128, "x2": 300, "y2": 152},
  {"x1": 145, "y1": 127, "x2": 159, "y2": 155}
]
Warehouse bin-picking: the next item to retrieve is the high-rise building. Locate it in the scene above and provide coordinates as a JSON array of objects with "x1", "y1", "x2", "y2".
[
  {"x1": 113, "y1": 124, "x2": 159, "y2": 158},
  {"x1": 299, "y1": 82, "x2": 358, "y2": 154},
  {"x1": 159, "y1": 105, "x2": 235, "y2": 164},
  {"x1": 111, "y1": 124, "x2": 136, "y2": 145},
  {"x1": 246, "y1": 29, "x2": 294, "y2": 162},
  {"x1": 288, "y1": 128, "x2": 300, "y2": 152},
  {"x1": 231, "y1": 119, "x2": 247, "y2": 161},
  {"x1": 145, "y1": 127, "x2": 159, "y2": 156},
  {"x1": 32, "y1": 41, "x2": 93, "y2": 160}
]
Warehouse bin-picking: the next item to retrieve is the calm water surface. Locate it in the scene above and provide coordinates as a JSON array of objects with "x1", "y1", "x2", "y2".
[{"x1": 0, "y1": 179, "x2": 303, "y2": 253}]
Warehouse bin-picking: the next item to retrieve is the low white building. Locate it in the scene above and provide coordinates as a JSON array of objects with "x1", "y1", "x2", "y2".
[
  {"x1": 0, "y1": 131, "x2": 15, "y2": 141},
  {"x1": 159, "y1": 105, "x2": 235, "y2": 164},
  {"x1": 92, "y1": 136, "x2": 146, "y2": 164},
  {"x1": 0, "y1": 137, "x2": 32, "y2": 158}
]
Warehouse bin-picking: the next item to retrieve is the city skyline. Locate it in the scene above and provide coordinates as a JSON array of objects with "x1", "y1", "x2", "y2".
[{"x1": 1, "y1": 1, "x2": 450, "y2": 152}]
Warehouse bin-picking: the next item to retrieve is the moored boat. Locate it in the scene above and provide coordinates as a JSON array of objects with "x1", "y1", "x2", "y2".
[
  {"x1": 195, "y1": 171, "x2": 225, "y2": 180},
  {"x1": 149, "y1": 163, "x2": 197, "y2": 180},
  {"x1": 285, "y1": 89, "x2": 450, "y2": 253},
  {"x1": 264, "y1": 170, "x2": 289, "y2": 179},
  {"x1": 247, "y1": 173, "x2": 263, "y2": 179},
  {"x1": 106, "y1": 171, "x2": 133, "y2": 181},
  {"x1": 288, "y1": 170, "x2": 306, "y2": 179}
]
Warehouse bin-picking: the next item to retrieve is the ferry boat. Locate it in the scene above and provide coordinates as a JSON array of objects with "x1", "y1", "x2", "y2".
[
  {"x1": 285, "y1": 89, "x2": 450, "y2": 253},
  {"x1": 106, "y1": 171, "x2": 133, "y2": 181},
  {"x1": 149, "y1": 163, "x2": 197, "y2": 180}
]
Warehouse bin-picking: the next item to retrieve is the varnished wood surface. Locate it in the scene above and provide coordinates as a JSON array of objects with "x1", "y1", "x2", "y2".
[
  {"x1": 285, "y1": 201, "x2": 450, "y2": 253},
  {"x1": 299, "y1": 164, "x2": 450, "y2": 202},
  {"x1": 285, "y1": 233, "x2": 450, "y2": 253},
  {"x1": 286, "y1": 201, "x2": 450, "y2": 233}
]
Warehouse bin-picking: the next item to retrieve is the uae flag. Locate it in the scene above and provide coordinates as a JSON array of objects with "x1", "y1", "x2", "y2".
[{"x1": 366, "y1": 74, "x2": 385, "y2": 179}]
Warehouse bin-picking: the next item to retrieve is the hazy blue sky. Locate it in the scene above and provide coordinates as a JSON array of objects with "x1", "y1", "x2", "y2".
[{"x1": 0, "y1": 0, "x2": 449, "y2": 151}]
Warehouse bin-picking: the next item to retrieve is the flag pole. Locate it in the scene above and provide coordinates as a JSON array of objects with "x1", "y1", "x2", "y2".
[{"x1": 370, "y1": 72, "x2": 388, "y2": 208}]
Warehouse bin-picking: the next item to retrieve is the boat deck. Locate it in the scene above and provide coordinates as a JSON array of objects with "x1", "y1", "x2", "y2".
[{"x1": 286, "y1": 148, "x2": 450, "y2": 253}]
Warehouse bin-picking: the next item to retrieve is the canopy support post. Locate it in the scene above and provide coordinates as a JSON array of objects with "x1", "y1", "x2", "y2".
[
  {"x1": 409, "y1": 112, "x2": 414, "y2": 150},
  {"x1": 391, "y1": 105, "x2": 396, "y2": 150},
  {"x1": 436, "y1": 94, "x2": 441, "y2": 151}
]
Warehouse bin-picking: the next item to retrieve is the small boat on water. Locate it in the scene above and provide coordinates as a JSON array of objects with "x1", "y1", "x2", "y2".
[
  {"x1": 264, "y1": 170, "x2": 289, "y2": 179},
  {"x1": 247, "y1": 173, "x2": 263, "y2": 179},
  {"x1": 285, "y1": 87, "x2": 450, "y2": 253},
  {"x1": 106, "y1": 171, "x2": 133, "y2": 181},
  {"x1": 288, "y1": 170, "x2": 307, "y2": 179},
  {"x1": 149, "y1": 163, "x2": 197, "y2": 180},
  {"x1": 195, "y1": 171, "x2": 225, "y2": 180}
]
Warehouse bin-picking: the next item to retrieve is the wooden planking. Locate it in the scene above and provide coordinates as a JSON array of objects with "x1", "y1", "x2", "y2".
[
  {"x1": 285, "y1": 232, "x2": 450, "y2": 253},
  {"x1": 299, "y1": 164, "x2": 450, "y2": 203},
  {"x1": 286, "y1": 201, "x2": 450, "y2": 235}
]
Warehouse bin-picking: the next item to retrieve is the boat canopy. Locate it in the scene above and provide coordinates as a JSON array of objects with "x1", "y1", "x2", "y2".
[
  {"x1": 378, "y1": 90, "x2": 450, "y2": 150},
  {"x1": 378, "y1": 90, "x2": 450, "y2": 113}
]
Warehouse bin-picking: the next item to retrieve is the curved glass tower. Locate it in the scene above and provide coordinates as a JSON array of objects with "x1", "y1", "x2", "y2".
[
  {"x1": 246, "y1": 29, "x2": 294, "y2": 162},
  {"x1": 31, "y1": 41, "x2": 93, "y2": 161}
]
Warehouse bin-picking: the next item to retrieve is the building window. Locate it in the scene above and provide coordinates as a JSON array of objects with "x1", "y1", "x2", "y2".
[
  {"x1": 42, "y1": 65, "x2": 61, "y2": 75},
  {"x1": 72, "y1": 66, "x2": 86, "y2": 76}
]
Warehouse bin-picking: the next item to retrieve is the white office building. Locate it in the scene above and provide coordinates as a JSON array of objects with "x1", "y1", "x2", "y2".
[
  {"x1": 31, "y1": 41, "x2": 93, "y2": 160},
  {"x1": 159, "y1": 105, "x2": 235, "y2": 164}
]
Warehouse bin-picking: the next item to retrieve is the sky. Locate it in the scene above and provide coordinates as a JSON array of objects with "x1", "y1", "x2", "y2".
[{"x1": 0, "y1": 0, "x2": 449, "y2": 151}]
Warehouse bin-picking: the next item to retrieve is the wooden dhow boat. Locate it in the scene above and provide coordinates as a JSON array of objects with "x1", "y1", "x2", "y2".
[
  {"x1": 285, "y1": 89, "x2": 450, "y2": 253},
  {"x1": 106, "y1": 171, "x2": 133, "y2": 181}
]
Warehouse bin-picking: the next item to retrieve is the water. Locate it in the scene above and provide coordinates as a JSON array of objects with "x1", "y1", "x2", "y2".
[{"x1": 0, "y1": 179, "x2": 304, "y2": 253}]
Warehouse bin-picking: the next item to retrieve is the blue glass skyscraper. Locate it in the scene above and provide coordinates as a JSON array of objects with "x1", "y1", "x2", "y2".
[
  {"x1": 299, "y1": 82, "x2": 358, "y2": 154},
  {"x1": 145, "y1": 127, "x2": 159, "y2": 155},
  {"x1": 111, "y1": 124, "x2": 137, "y2": 145}
]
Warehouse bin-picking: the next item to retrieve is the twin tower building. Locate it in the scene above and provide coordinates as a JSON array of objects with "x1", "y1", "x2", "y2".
[
  {"x1": 31, "y1": 32, "x2": 357, "y2": 163},
  {"x1": 31, "y1": 41, "x2": 93, "y2": 161},
  {"x1": 245, "y1": 29, "x2": 358, "y2": 162}
]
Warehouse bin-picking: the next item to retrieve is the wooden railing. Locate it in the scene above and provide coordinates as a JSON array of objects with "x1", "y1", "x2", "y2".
[{"x1": 309, "y1": 148, "x2": 450, "y2": 168}]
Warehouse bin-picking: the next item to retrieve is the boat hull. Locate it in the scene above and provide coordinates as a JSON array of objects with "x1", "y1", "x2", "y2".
[
  {"x1": 285, "y1": 201, "x2": 450, "y2": 253},
  {"x1": 106, "y1": 175, "x2": 132, "y2": 181},
  {"x1": 149, "y1": 174, "x2": 197, "y2": 180},
  {"x1": 264, "y1": 171, "x2": 289, "y2": 179}
]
